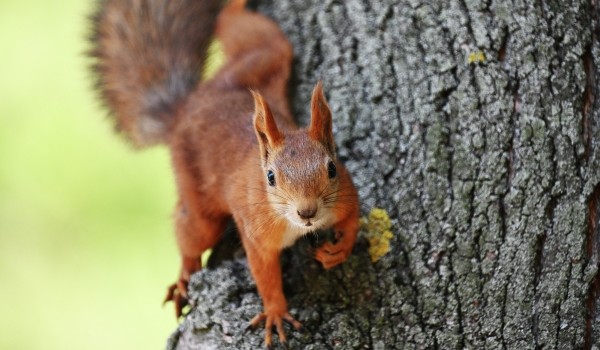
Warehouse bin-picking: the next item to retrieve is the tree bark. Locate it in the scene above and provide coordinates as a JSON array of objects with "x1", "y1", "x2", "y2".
[{"x1": 167, "y1": 0, "x2": 600, "y2": 349}]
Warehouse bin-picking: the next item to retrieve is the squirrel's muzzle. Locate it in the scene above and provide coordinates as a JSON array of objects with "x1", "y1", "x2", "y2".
[{"x1": 297, "y1": 206, "x2": 317, "y2": 220}]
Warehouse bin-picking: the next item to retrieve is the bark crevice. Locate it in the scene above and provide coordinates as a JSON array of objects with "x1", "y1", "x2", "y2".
[{"x1": 585, "y1": 182, "x2": 600, "y2": 349}]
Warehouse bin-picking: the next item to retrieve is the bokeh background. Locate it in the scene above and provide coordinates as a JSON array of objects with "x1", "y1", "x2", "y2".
[{"x1": 0, "y1": 0, "x2": 183, "y2": 348}]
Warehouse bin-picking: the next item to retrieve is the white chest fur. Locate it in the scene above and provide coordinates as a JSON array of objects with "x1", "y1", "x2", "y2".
[{"x1": 279, "y1": 224, "x2": 310, "y2": 249}]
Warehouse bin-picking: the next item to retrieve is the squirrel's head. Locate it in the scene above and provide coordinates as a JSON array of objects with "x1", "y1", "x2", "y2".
[{"x1": 252, "y1": 82, "x2": 339, "y2": 231}]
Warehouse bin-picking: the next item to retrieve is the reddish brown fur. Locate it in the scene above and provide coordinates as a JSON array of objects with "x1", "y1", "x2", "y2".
[
  {"x1": 90, "y1": 0, "x2": 222, "y2": 146},
  {"x1": 91, "y1": 0, "x2": 359, "y2": 347},
  {"x1": 252, "y1": 91, "x2": 284, "y2": 163},
  {"x1": 309, "y1": 82, "x2": 335, "y2": 154}
]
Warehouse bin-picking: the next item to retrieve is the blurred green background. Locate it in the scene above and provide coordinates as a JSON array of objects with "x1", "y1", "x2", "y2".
[{"x1": 0, "y1": 0, "x2": 182, "y2": 348}]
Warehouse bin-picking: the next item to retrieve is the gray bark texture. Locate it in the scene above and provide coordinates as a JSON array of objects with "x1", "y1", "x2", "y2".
[{"x1": 167, "y1": 0, "x2": 600, "y2": 349}]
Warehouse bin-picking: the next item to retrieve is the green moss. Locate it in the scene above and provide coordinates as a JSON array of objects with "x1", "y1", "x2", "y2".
[{"x1": 360, "y1": 208, "x2": 394, "y2": 263}]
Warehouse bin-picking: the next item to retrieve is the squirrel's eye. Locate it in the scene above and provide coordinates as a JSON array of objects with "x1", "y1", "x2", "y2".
[
  {"x1": 267, "y1": 170, "x2": 276, "y2": 186},
  {"x1": 327, "y1": 161, "x2": 337, "y2": 179}
]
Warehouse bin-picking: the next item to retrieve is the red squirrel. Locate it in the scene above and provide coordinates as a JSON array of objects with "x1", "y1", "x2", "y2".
[{"x1": 90, "y1": 0, "x2": 360, "y2": 347}]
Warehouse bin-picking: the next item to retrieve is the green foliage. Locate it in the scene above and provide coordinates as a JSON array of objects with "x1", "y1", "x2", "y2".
[{"x1": 0, "y1": 0, "x2": 181, "y2": 348}]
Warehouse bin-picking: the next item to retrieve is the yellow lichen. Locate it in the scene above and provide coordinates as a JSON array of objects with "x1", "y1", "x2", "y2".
[
  {"x1": 201, "y1": 39, "x2": 225, "y2": 81},
  {"x1": 467, "y1": 50, "x2": 486, "y2": 64},
  {"x1": 360, "y1": 208, "x2": 394, "y2": 263}
]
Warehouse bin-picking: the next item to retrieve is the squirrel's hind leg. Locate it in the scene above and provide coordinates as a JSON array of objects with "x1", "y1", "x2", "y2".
[{"x1": 164, "y1": 200, "x2": 227, "y2": 318}]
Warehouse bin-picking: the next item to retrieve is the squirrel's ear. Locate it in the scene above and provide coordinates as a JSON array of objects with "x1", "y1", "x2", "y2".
[
  {"x1": 309, "y1": 81, "x2": 335, "y2": 155},
  {"x1": 252, "y1": 90, "x2": 283, "y2": 163}
]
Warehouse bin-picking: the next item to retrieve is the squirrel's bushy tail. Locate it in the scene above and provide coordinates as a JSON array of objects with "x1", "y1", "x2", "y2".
[{"x1": 89, "y1": 0, "x2": 222, "y2": 147}]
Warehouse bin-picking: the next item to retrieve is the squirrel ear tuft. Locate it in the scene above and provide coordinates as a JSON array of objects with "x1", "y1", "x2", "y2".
[
  {"x1": 309, "y1": 81, "x2": 335, "y2": 155},
  {"x1": 252, "y1": 90, "x2": 283, "y2": 163}
]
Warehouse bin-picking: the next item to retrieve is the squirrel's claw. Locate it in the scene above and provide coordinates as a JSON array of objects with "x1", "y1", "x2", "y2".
[
  {"x1": 314, "y1": 242, "x2": 351, "y2": 269},
  {"x1": 163, "y1": 279, "x2": 189, "y2": 318},
  {"x1": 283, "y1": 313, "x2": 303, "y2": 331},
  {"x1": 247, "y1": 311, "x2": 302, "y2": 349}
]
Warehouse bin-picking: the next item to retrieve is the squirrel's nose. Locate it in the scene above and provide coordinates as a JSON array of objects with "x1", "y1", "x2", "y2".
[{"x1": 297, "y1": 207, "x2": 317, "y2": 220}]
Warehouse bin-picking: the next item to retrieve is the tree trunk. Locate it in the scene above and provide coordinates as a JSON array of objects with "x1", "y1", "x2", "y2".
[{"x1": 167, "y1": 0, "x2": 600, "y2": 349}]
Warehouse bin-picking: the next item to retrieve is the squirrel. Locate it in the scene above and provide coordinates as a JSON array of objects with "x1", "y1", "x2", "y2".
[{"x1": 89, "y1": 0, "x2": 360, "y2": 347}]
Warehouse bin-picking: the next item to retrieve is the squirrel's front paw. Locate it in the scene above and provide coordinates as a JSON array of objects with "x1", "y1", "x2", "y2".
[
  {"x1": 163, "y1": 278, "x2": 189, "y2": 318},
  {"x1": 245, "y1": 310, "x2": 303, "y2": 349},
  {"x1": 314, "y1": 242, "x2": 351, "y2": 269}
]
